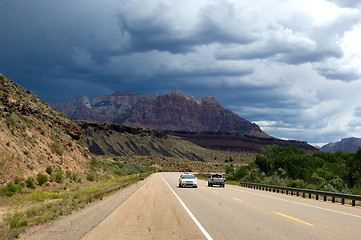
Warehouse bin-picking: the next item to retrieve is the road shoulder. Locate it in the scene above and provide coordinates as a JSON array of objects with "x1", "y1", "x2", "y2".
[{"x1": 18, "y1": 178, "x2": 147, "y2": 240}]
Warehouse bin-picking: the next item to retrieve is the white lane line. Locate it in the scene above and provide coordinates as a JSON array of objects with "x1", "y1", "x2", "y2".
[
  {"x1": 228, "y1": 186, "x2": 361, "y2": 219},
  {"x1": 161, "y1": 173, "x2": 213, "y2": 240}
]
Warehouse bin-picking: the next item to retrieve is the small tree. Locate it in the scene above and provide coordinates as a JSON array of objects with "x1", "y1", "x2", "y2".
[
  {"x1": 25, "y1": 177, "x2": 36, "y2": 189},
  {"x1": 46, "y1": 166, "x2": 53, "y2": 175},
  {"x1": 37, "y1": 173, "x2": 48, "y2": 186},
  {"x1": 54, "y1": 169, "x2": 64, "y2": 183}
]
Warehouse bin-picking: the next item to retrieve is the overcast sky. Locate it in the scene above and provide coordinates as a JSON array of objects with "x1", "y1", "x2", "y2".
[{"x1": 1, "y1": 0, "x2": 361, "y2": 146}]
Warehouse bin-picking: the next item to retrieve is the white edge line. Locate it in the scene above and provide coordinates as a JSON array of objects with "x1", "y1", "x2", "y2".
[
  {"x1": 228, "y1": 186, "x2": 361, "y2": 219},
  {"x1": 161, "y1": 173, "x2": 213, "y2": 240}
]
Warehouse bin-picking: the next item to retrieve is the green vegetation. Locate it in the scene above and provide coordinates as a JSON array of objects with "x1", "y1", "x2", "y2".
[
  {"x1": 86, "y1": 173, "x2": 95, "y2": 181},
  {"x1": 53, "y1": 169, "x2": 64, "y2": 183},
  {"x1": 25, "y1": 177, "x2": 36, "y2": 189},
  {"x1": 0, "y1": 182, "x2": 22, "y2": 197},
  {"x1": 49, "y1": 142, "x2": 64, "y2": 156},
  {"x1": 36, "y1": 173, "x2": 48, "y2": 186},
  {"x1": 0, "y1": 156, "x2": 153, "y2": 240},
  {"x1": 226, "y1": 145, "x2": 361, "y2": 195},
  {"x1": 46, "y1": 166, "x2": 53, "y2": 175}
]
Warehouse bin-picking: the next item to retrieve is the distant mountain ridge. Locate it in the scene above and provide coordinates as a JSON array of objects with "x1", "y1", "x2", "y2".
[
  {"x1": 51, "y1": 92, "x2": 158, "y2": 123},
  {"x1": 321, "y1": 137, "x2": 361, "y2": 153},
  {"x1": 51, "y1": 90, "x2": 270, "y2": 138}
]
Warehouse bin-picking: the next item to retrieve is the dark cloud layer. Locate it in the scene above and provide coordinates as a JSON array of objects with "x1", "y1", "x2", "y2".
[{"x1": 1, "y1": 0, "x2": 361, "y2": 145}]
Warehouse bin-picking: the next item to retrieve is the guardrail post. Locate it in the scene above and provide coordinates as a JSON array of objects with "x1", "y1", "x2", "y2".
[
  {"x1": 309, "y1": 193, "x2": 312, "y2": 199},
  {"x1": 342, "y1": 198, "x2": 345, "y2": 205},
  {"x1": 316, "y1": 194, "x2": 319, "y2": 200},
  {"x1": 303, "y1": 192, "x2": 305, "y2": 198},
  {"x1": 297, "y1": 192, "x2": 299, "y2": 197},
  {"x1": 352, "y1": 200, "x2": 356, "y2": 206},
  {"x1": 332, "y1": 197, "x2": 335, "y2": 203}
]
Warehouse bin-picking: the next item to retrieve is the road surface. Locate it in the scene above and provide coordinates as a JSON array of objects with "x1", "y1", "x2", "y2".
[
  {"x1": 83, "y1": 172, "x2": 361, "y2": 239},
  {"x1": 20, "y1": 172, "x2": 361, "y2": 239}
]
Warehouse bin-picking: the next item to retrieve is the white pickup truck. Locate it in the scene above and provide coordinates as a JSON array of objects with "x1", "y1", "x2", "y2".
[{"x1": 208, "y1": 173, "x2": 225, "y2": 187}]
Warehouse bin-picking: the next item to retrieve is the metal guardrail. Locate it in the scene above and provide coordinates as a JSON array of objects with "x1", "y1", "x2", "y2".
[{"x1": 239, "y1": 181, "x2": 361, "y2": 207}]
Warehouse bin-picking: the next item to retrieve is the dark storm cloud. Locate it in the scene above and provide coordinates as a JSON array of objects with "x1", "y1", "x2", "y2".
[
  {"x1": 117, "y1": 1, "x2": 256, "y2": 54},
  {"x1": 1, "y1": 0, "x2": 361, "y2": 145}
]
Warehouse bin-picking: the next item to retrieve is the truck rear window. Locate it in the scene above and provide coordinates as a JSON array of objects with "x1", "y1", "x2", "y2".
[{"x1": 212, "y1": 174, "x2": 222, "y2": 178}]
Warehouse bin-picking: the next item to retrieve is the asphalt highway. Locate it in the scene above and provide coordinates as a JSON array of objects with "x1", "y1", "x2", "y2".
[
  {"x1": 163, "y1": 172, "x2": 361, "y2": 240},
  {"x1": 82, "y1": 172, "x2": 361, "y2": 239}
]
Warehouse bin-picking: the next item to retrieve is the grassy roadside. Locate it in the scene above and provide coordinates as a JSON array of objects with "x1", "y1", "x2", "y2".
[{"x1": 0, "y1": 162, "x2": 152, "y2": 240}]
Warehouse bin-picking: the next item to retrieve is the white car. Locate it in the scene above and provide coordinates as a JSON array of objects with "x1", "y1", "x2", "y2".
[{"x1": 178, "y1": 173, "x2": 198, "y2": 188}]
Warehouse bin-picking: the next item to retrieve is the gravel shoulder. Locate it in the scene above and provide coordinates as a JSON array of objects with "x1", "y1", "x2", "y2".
[{"x1": 18, "y1": 179, "x2": 146, "y2": 240}]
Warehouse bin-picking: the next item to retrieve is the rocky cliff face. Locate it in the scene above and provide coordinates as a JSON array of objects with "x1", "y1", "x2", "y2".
[
  {"x1": 52, "y1": 90, "x2": 270, "y2": 138},
  {"x1": 124, "y1": 91, "x2": 270, "y2": 138},
  {"x1": 321, "y1": 137, "x2": 361, "y2": 153},
  {"x1": 51, "y1": 92, "x2": 157, "y2": 123}
]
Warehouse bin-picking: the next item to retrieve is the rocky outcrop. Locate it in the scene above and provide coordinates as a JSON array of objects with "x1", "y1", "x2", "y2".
[
  {"x1": 321, "y1": 137, "x2": 361, "y2": 153},
  {"x1": 124, "y1": 91, "x2": 270, "y2": 138},
  {"x1": 51, "y1": 92, "x2": 158, "y2": 123}
]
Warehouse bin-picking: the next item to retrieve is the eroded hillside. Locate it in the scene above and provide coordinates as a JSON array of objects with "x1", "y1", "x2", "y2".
[
  {"x1": 0, "y1": 74, "x2": 89, "y2": 182},
  {"x1": 77, "y1": 120, "x2": 256, "y2": 172}
]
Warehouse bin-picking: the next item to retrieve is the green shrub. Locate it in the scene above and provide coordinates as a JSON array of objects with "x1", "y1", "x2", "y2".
[
  {"x1": 25, "y1": 177, "x2": 36, "y2": 189},
  {"x1": 5, "y1": 182, "x2": 22, "y2": 196},
  {"x1": 46, "y1": 166, "x2": 53, "y2": 175},
  {"x1": 0, "y1": 183, "x2": 20, "y2": 197},
  {"x1": 50, "y1": 142, "x2": 64, "y2": 156},
  {"x1": 86, "y1": 173, "x2": 95, "y2": 181},
  {"x1": 37, "y1": 173, "x2": 48, "y2": 186},
  {"x1": 4, "y1": 212, "x2": 22, "y2": 229},
  {"x1": 54, "y1": 169, "x2": 64, "y2": 183},
  {"x1": 19, "y1": 220, "x2": 28, "y2": 227},
  {"x1": 225, "y1": 165, "x2": 234, "y2": 175}
]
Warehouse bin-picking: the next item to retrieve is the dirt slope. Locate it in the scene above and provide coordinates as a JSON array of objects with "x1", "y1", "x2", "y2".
[{"x1": 0, "y1": 74, "x2": 89, "y2": 182}]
